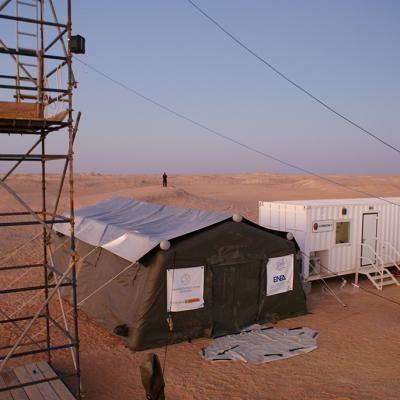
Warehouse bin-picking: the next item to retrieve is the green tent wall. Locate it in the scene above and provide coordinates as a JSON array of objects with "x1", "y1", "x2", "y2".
[{"x1": 54, "y1": 218, "x2": 307, "y2": 351}]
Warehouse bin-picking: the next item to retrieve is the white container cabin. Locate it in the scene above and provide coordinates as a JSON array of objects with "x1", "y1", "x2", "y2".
[{"x1": 259, "y1": 198, "x2": 400, "y2": 290}]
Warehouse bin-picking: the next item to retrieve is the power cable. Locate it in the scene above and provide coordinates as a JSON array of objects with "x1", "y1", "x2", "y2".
[
  {"x1": 74, "y1": 56, "x2": 400, "y2": 207},
  {"x1": 185, "y1": 0, "x2": 400, "y2": 156},
  {"x1": 305, "y1": 256, "x2": 347, "y2": 307},
  {"x1": 310, "y1": 256, "x2": 400, "y2": 307},
  {"x1": 353, "y1": 283, "x2": 400, "y2": 306}
]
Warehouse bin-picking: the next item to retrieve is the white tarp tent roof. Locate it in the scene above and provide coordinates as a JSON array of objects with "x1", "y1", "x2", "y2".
[{"x1": 54, "y1": 197, "x2": 231, "y2": 262}]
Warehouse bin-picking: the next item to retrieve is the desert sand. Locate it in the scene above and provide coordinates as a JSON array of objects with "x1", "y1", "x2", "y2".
[{"x1": 1, "y1": 172, "x2": 400, "y2": 400}]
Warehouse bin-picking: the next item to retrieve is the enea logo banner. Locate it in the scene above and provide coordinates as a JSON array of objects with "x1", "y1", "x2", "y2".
[{"x1": 266, "y1": 254, "x2": 294, "y2": 296}]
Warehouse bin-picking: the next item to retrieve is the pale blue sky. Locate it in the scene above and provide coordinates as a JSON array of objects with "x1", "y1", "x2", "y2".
[{"x1": 3, "y1": 1, "x2": 400, "y2": 174}]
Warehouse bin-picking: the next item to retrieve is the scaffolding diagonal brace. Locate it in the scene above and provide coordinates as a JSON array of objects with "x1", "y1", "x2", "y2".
[{"x1": 0, "y1": 1, "x2": 82, "y2": 397}]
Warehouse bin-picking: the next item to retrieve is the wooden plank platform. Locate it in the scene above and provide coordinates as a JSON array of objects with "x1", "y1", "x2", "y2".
[
  {"x1": 0, "y1": 101, "x2": 68, "y2": 134},
  {"x1": 0, "y1": 362, "x2": 76, "y2": 400},
  {"x1": 0, "y1": 102, "x2": 38, "y2": 119}
]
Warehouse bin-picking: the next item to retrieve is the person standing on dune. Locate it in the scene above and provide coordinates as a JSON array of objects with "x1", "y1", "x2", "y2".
[{"x1": 162, "y1": 172, "x2": 168, "y2": 187}]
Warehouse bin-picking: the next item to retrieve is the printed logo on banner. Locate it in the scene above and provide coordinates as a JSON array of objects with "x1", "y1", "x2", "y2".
[
  {"x1": 180, "y1": 273, "x2": 191, "y2": 285},
  {"x1": 266, "y1": 254, "x2": 294, "y2": 296},
  {"x1": 167, "y1": 266, "x2": 204, "y2": 312},
  {"x1": 275, "y1": 258, "x2": 287, "y2": 271},
  {"x1": 312, "y1": 220, "x2": 333, "y2": 233}
]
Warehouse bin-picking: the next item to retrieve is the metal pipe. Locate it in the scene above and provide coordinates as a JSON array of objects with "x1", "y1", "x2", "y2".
[
  {"x1": 67, "y1": 0, "x2": 81, "y2": 395},
  {"x1": 0, "y1": 343, "x2": 76, "y2": 362},
  {"x1": 0, "y1": 0, "x2": 12, "y2": 13},
  {"x1": 0, "y1": 39, "x2": 35, "y2": 83},
  {"x1": 0, "y1": 282, "x2": 72, "y2": 295},
  {"x1": 0, "y1": 263, "x2": 43, "y2": 272},
  {"x1": 0, "y1": 47, "x2": 66, "y2": 60},
  {"x1": 0, "y1": 255, "x2": 77, "y2": 372},
  {"x1": 50, "y1": 112, "x2": 81, "y2": 230},
  {"x1": 0, "y1": 83, "x2": 67, "y2": 92},
  {"x1": 0, "y1": 13, "x2": 67, "y2": 27},
  {"x1": 2, "y1": 137, "x2": 44, "y2": 181},
  {"x1": 45, "y1": 28, "x2": 67, "y2": 52},
  {"x1": 0, "y1": 218, "x2": 69, "y2": 227}
]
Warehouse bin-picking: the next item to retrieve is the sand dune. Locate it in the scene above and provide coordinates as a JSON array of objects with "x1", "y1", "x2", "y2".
[{"x1": 1, "y1": 173, "x2": 400, "y2": 399}]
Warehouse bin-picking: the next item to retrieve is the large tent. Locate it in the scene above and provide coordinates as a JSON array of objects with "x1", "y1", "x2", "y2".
[{"x1": 53, "y1": 197, "x2": 307, "y2": 351}]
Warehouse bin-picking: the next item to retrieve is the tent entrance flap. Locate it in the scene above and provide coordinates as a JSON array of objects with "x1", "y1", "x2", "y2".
[{"x1": 211, "y1": 262, "x2": 261, "y2": 336}]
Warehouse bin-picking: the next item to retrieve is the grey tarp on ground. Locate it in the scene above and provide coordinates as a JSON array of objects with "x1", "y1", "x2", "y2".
[{"x1": 202, "y1": 325, "x2": 319, "y2": 364}]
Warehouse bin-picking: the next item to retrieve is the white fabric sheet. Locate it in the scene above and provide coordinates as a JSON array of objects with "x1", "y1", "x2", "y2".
[
  {"x1": 266, "y1": 254, "x2": 294, "y2": 296},
  {"x1": 53, "y1": 197, "x2": 231, "y2": 262},
  {"x1": 167, "y1": 266, "x2": 204, "y2": 312}
]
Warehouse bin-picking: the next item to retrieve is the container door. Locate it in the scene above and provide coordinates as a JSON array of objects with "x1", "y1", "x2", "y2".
[
  {"x1": 361, "y1": 213, "x2": 378, "y2": 266},
  {"x1": 211, "y1": 262, "x2": 261, "y2": 337}
]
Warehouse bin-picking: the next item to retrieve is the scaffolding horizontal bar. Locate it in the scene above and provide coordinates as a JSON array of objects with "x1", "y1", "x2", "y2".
[
  {"x1": 19, "y1": 62, "x2": 36, "y2": 67},
  {"x1": 0, "y1": 281, "x2": 71, "y2": 295},
  {"x1": 0, "y1": 154, "x2": 68, "y2": 161},
  {"x1": 0, "y1": 13, "x2": 67, "y2": 28},
  {"x1": 0, "y1": 84, "x2": 68, "y2": 93},
  {"x1": 17, "y1": 31, "x2": 37, "y2": 37},
  {"x1": 0, "y1": 314, "x2": 46, "y2": 325},
  {"x1": 0, "y1": 47, "x2": 66, "y2": 60},
  {"x1": 0, "y1": 339, "x2": 47, "y2": 352},
  {"x1": 0, "y1": 263, "x2": 43, "y2": 273},
  {"x1": 0, "y1": 74, "x2": 36, "y2": 81},
  {"x1": 0, "y1": 210, "x2": 67, "y2": 218},
  {"x1": 0, "y1": 263, "x2": 73, "y2": 287},
  {"x1": 0, "y1": 124, "x2": 68, "y2": 135},
  {"x1": 0, "y1": 218, "x2": 69, "y2": 227},
  {"x1": 0, "y1": 211, "x2": 38, "y2": 216},
  {"x1": 0, "y1": 342, "x2": 76, "y2": 361}
]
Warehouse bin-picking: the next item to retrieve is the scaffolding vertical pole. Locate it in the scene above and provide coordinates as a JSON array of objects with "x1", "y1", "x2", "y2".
[
  {"x1": 0, "y1": 0, "x2": 83, "y2": 397},
  {"x1": 15, "y1": 0, "x2": 20, "y2": 102},
  {"x1": 39, "y1": 0, "x2": 51, "y2": 366},
  {"x1": 67, "y1": 0, "x2": 81, "y2": 397},
  {"x1": 38, "y1": 0, "x2": 44, "y2": 117}
]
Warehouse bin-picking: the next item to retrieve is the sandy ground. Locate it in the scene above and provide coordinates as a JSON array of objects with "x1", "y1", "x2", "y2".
[{"x1": 1, "y1": 173, "x2": 400, "y2": 400}]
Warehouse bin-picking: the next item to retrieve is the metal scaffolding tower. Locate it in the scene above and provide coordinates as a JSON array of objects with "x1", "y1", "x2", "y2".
[{"x1": 0, "y1": 1, "x2": 83, "y2": 398}]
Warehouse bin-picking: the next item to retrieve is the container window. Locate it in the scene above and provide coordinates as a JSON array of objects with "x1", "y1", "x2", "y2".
[{"x1": 336, "y1": 221, "x2": 350, "y2": 244}]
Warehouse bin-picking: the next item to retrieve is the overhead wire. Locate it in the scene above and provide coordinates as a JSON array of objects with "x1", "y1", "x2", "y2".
[
  {"x1": 74, "y1": 56, "x2": 400, "y2": 208},
  {"x1": 185, "y1": 0, "x2": 400, "y2": 156}
]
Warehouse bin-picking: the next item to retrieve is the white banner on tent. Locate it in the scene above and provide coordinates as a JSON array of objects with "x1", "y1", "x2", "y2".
[
  {"x1": 266, "y1": 254, "x2": 294, "y2": 296},
  {"x1": 167, "y1": 266, "x2": 204, "y2": 312}
]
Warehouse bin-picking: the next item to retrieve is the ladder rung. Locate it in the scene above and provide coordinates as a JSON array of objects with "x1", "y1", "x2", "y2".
[
  {"x1": 19, "y1": 76, "x2": 36, "y2": 81},
  {"x1": 18, "y1": 31, "x2": 37, "y2": 37},
  {"x1": 17, "y1": 0, "x2": 37, "y2": 7},
  {"x1": 19, "y1": 62, "x2": 36, "y2": 67},
  {"x1": 14, "y1": 94, "x2": 37, "y2": 100}
]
